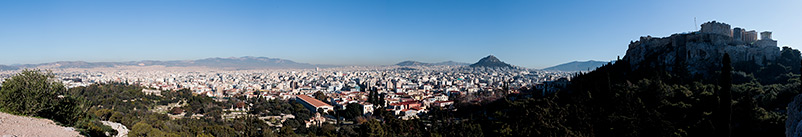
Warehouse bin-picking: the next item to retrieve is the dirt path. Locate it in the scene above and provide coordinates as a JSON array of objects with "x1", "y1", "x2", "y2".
[
  {"x1": 0, "y1": 112, "x2": 82, "y2": 137},
  {"x1": 101, "y1": 121, "x2": 128, "y2": 137}
]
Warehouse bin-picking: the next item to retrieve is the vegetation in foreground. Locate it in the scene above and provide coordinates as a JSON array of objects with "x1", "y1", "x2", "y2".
[{"x1": 0, "y1": 70, "x2": 115, "y2": 136}]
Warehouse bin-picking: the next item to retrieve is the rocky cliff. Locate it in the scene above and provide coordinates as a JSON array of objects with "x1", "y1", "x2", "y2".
[
  {"x1": 787, "y1": 95, "x2": 802, "y2": 137},
  {"x1": 623, "y1": 22, "x2": 780, "y2": 76}
]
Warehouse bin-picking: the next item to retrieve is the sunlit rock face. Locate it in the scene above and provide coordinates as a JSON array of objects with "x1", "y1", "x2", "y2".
[
  {"x1": 786, "y1": 95, "x2": 802, "y2": 137},
  {"x1": 623, "y1": 21, "x2": 779, "y2": 76}
]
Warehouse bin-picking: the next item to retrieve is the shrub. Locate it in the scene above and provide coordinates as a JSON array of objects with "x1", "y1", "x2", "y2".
[{"x1": 0, "y1": 69, "x2": 64, "y2": 116}]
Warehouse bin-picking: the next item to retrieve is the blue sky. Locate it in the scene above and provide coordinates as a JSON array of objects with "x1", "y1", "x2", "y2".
[{"x1": 0, "y1": 0, "x2": 800, "y2": 69}]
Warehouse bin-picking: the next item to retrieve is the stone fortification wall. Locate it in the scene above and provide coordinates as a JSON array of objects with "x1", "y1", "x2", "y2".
[{"x1": 700, "y1": 21, "x2": 732, "y2": 37}]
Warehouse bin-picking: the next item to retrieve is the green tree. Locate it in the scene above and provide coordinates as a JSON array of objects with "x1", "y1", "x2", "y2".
[
  {"x1": 319, "y1": 124, "x2": 337, "y2": 137},
  {"x1": 717, "y1": 53, "x2": 733, "y2": 137},
  {"x1": 196, "y1": 133, "x2": 214, "y2": 137},
  {"x1": 368, "y1": 89, "x2": 376, "y2": 104},
  {"x1": 130, "y1": 121, "x2": 154, "y2": 137},
  {"x1": 378, "y1": 93, "x2": 385, "y2": 107},
  {"x1": 344, "y1": 103, "x2": 364, "y2": 119},
  {"x1": 280, "y1": 125, "x2": 297, "y2": 137},
  {"x1": 0, "y1": 69, "x2": 64, "y2": 116},
  {"x1": 94, "y1": 108, "x2": 114, "y2": 120},
  {"x1": 232, "y1": 116, "x2": 275, "y2": 137},
  {"x1": 314, "y1": 91, "x2": 329, "y2": 103},
  {"x1": 359, "y1": 119, "x2": 387, "y2": 137},
  {"x1": 0, "y1": 69, "x2": 86, "y2": 126},
  {"x1": 50, "y1": 95, "x2": 85, "y2": 126}
]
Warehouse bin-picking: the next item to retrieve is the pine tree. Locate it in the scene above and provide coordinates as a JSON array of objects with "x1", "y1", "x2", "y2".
[
  {"x1": 717, "y1": 53, "x2": 732, "y2": 137},
  {"x1": 378, "y1": 93, "x2": 386, "y2": 107},
  {"x1": 368, "y1": 89, "x2": 375, "y2": 104},
  {"x1": 368, "y1": 88, "x2": 379, "y2": 105},
  {"x1": 372, "y1": 89, "x2": 378, "y2": 104}
]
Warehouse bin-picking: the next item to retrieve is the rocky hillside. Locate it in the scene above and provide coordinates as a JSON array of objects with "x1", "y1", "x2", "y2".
[
  {"x1": 0, "y1": 112, "x2": 82, "y2": 137},
  {"x1": 544, "y1": 60, "x2": 609, "y2": 72},
  {"x1": 623, "y1": 21, "x2": 781, "y2": 76},
  {"x1": 470, "y1": 55, "x2": 513, "y2": 68},
  {"x1": 788, "y1": 95, "x2": 802, "y2": 136},
  {"x1": 0, "y1": 65, "x2": 17, "y2": 71}
]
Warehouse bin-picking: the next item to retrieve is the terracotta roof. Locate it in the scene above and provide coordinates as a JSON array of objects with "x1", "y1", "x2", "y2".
[
  {"x1": 398, "y1": 101, "x2": 419, "y2": 105},
  {"x1": 235, "y1": 102, "x2": 247, "y2": 108},
  {"x1": 434, "y1": 101, "x2": 454, "y2": 103},
  {"x1": 296, "y1": 95, "x2": 333, "y2": 108}
]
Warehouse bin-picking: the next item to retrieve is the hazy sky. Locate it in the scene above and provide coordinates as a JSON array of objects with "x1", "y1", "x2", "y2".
[{"x1": 1, "y1": 0, "x2": 800, "y2": 69}]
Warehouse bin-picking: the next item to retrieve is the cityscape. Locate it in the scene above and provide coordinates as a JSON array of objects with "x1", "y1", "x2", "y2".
[
  {"x1": 0, "y1": 54, "x2": 580, "y2": 136},
  {"x1": 1, "y1": 55, "x2": 575, "y2": 118}
]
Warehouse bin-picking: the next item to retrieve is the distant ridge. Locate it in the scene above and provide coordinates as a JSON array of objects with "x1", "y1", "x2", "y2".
[
  {"x1": 543, "y1": 60, "x2": 609, "y2": 72},
  {"x1": 470, "y1": 55, "x2": 513, "y2": 68},
  {"x1": 0, "y1": 56, "x2": 330, "y2": 70},
  {"x1": 395, "y1": 61, "x2": 469, "y2": 66},
  {"x1": 0, "y1": 65, "x2": 19, "y2": 71}
]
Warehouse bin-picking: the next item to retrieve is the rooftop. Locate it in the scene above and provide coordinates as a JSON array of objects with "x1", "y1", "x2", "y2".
[{"x1": 296, "y1": 95, "x2": 333, "y2": 108}]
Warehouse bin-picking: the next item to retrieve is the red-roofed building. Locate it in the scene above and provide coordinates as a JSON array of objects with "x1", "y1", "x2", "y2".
[
  {"x1": 433, "y1": 101, "x2": 454, "y2": 108},
  {"x1": 388, "y1": 101, "x2": 422, "y2": 111},
  {"x1": 296, "y1": 95, "x2": 334, "y2": 113}
]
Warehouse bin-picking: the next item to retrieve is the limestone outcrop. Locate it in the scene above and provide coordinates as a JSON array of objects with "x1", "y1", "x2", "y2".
[
  {"x1": 623, "y1": 21, "x2": 780, "y2": 75},
  {"x1": 787, "y1": 94, "x2": 802, "y2": 137}
]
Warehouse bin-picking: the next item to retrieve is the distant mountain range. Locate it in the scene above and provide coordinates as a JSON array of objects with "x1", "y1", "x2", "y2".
[
  {"x1": 470, "y1": 55, "x2": 513, "y2": 68},
  {"x1": 395, "y1": 61, "x2": 470, "y2": 66},
  {"x1": 0, "y1": 65, "x2": 19, "y2": 71},
  {"x1": 1, "y1": 55, "x2": 529, "y2": 71},
  {"x1": 0, "y1": 56, "x2": 328, "y2": 70},
  {"x1": 543, "y1": 60, "x2": 609, "y2": 72}
]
